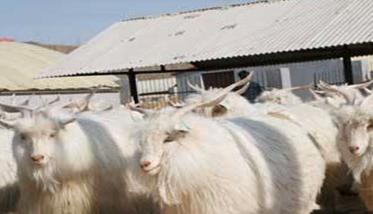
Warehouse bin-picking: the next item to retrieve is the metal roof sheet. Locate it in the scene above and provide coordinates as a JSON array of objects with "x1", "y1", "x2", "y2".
[
  {"x1": 40, "y1": 0, "x2": 373, "y2": 78},
  {"x1": 0, "y1": 42, "x2": 119, "y2": 91}
]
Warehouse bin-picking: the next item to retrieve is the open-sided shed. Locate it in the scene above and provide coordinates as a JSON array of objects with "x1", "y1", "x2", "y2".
[
  {"x1": 40, "y1": 0, "x2": 373, "y2": 102},
  {"x1": 0, "y1": 41, "x2": 121, "y2": 105}
]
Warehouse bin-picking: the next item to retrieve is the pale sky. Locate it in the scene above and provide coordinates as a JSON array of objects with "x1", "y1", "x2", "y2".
[{"x1": 0, "y1": 0, "x2": 253, "y2": 45}]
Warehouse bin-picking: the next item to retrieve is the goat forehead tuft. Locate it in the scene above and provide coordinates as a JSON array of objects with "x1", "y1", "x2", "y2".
[
  {"x1": 146, "y1": 118, "x2": 173, "y2": 133},
  {"x1": 15, "y1": 114, "x2": 59, "y2": 134},
  {"x1": 339, "y1": 108, "x2": 373, "y2": 126}
]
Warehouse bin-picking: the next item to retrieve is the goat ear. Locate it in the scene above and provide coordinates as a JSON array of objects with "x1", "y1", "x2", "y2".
[
  {"x1": 309, "y1": 89, "x2": 323, "y2": 100},
  {"x1": 361, "y1": 94, "x2": 373, "y2": 109},
  {"x1": 0, "y1": 103, "x2": 32, "y2": 117},
  {"x1": 174, "y1": 121, "x2": 191, "y2": 132},
  {"x1": 164, "y1": 129, "x2": 188, "y2": 143},
  {"x1": 0, "y1": 119, "x2": 16, "y2": 129},
  {"x1": 211, "y1": 104, "x2": 228, "y2": 117},
  {"x1": 58, "y1": 117, "x2": 76, "y2": 127},
  {"x1": 367, "y1": 120, "x2": 373, "y2": 132},
  {"x1": 127, "y1": 104, "x2": 154, "y2": 118},
  {"x1": 18, "y1": 98, "x2": 30, "y2": 106}
]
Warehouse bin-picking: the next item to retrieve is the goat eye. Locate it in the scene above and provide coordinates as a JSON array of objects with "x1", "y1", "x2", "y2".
[
  {"x1": 49, "y1": 133, "x2": 56, "y2": 138},
  {"x1": 367, "y1": 124, "x2": 373, "y2": 132},
  {"x1": 163, "y1": 130, "x2": 187, "y2": 143},
  {"x1": 19, "y1": 134, "x2": 27, "y2": 141},
  {"x1": 163, "y1": 135, "x2": 174, "y2": 144}
]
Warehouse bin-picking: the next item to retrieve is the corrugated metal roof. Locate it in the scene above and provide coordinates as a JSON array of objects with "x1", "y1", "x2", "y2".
[
  {"x1": 40, "y1": 0, "x2": 373, "y2": 78},
  {"x1": 0, "y1": 42, "x2": 119, "y2": 91}
]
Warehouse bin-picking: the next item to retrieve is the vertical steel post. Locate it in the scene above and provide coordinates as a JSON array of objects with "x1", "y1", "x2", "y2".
[
  {"x1": 127, "y1": 69, "x2": 139, "y2": 103},
  {"x1": 343, "y1": 55, "x2": 353, "y2": 85}
]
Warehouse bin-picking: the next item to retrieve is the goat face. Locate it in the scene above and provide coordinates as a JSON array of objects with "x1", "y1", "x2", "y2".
[
  {"x1": 338, "y1": 113, "x2": 373, "y2": 157},
  {"x1": 11, "y1": 111, "x2": 76, "y2": 183},
  {"x1": 13, "y1": 114, "x2": 63, "y2": 167},
  {"x1": 139, "y1": 115, "x2": 189, "y2": 176}
]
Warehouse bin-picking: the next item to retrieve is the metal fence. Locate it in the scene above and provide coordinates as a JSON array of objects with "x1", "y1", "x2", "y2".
[
  {"x1": 313, "y1": 69, "x2": 345, "y2": 86},
  {"x1": 135, "y1": 70, "x2": 268, "y2": 109},
  {"x1": 134, "y1": 67, "x2": 357, "y2": 109},
  {"x1": 129, "y1": 58, "x2": 371, "y2": 108}
]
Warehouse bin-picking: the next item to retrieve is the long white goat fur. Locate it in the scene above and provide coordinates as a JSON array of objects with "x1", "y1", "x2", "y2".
[
  {"x1": 0, "y1": 129, "x2": 18, "y2": 213},
  {"x1": 255, "y1": 88, "x2": 303, "y2": 105},
  {"x1": 138, "y1": 113, "x2": 325, "y2": 214},
  {"x1": 13, "y1": 108, "x2": 157, "y2": 214},
  {"x1": 332, "y1": 105, "x2": 373, "y2": 210},
  {"x1": 185, "y1": 89, "x2": 288, "y2": 118},
  {"x1": 274, "y1": 104, "x2": 347, "y2": 205},
  {"x1": 185, "y1": 89, "x2": 258, "y2": 118}
]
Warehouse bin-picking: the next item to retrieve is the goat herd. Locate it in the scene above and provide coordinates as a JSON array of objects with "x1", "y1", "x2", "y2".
[{"x1": 1, "y1": 73, "x2": 373, "y2": 213}]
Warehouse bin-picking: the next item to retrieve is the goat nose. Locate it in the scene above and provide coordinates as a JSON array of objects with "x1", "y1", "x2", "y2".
[
  {"x1": 31, "y1": 155, "x2": 45, "y2": 162},
  {"x1": 349, "y1": 146, "x2": 360, "y2": 154},
  {"x1": 140, "y1": 160, "x2": 151, "y2": 169}
]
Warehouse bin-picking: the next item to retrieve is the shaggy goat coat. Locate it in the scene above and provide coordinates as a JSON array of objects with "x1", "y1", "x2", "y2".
[
  {"x1": 255, "y1": 89, "x2": 303, "y2": 105},
  {"x1": 0, "y1": 129, "x2": 18, "y2": 213},
  {"x1": 138, "y1": 113, "x2": 325, "y2": 214},
  {"x1": 269, "y1": 103, "x2": 351, "y2": 210},
  {"x1": 13, "y1": 109, "x2": 157, "y2": 214},
  {"x1": 185, "y1": 90, "x2": 258, "y2": 118},
  {"x1": 333, "y1": 105, "x2": 373, "y2": 211}
]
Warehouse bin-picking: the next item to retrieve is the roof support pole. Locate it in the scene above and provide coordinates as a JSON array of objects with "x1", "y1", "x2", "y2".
[
  {"x1": 343, "y1": 53, "x2": 353, "y2": 85},
  {"x1": 127, "y1": 69, "x2": 139, "y2": 103}
]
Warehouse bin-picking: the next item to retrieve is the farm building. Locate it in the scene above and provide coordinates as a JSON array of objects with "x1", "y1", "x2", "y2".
[
  {"x1": 39, "y1": 0, "x2": 373, "y2": 106},
  {"x1": 0, "y1": 41, "x2": 121, "y2": 106},
  {"x1": 175, "y1": 58, "x2": 372, "y2": 101}
]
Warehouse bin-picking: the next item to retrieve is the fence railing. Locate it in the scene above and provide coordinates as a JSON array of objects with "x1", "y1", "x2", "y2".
[
  {"x1": 135, "y1": 69, "x2": 350, "y2": 109},
  {"x1": 313, "y1": 69, "x2": 345, "y2": 86},
  {"x1": 136, "y1": 71, "x2": 265, "y2": 109}
]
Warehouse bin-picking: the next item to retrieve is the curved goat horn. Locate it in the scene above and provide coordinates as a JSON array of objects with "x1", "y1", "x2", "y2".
[
  {"x1": 361, "y1": 93, "x2": 373, "y2": 109},
  {"x1": 172, "y1": 72, "x2": 254, "y2": 119},
  {"x1": 308, "y1": 88, "x2": 325, "y2": 101},
  {"x1": 283, "y1": 84, "x2": 312, "y2": 92},
  {"x1": 0, "y1": 103, "x2": 33, "y2": 117},
  {"x1": 364, "y1": 88, "x2": 372, "y2": 95},
  {"x1": 169, "y1": 100, "x2": 185, "y2": 108},
  {"x1": 235, "y1": 71, "x2": 255, "y2": 94},
  {"x1": 349, "y1": 79, "x2": 373, "y2": 89},
  {"x1": 187, "y1": 81, "x2": 205, "y2": 93},
  {"x1": 18, "y1": 97, "x2": 30, "y2": 106},
  {"x1": 61, "y1": 90, "x2": 95, "y2": 113},
  {"x1": 127, "y1": 104, "x2": 154, "y2": 117},
  {"x1": 48, "y1": 96, "x2": 61, "y2": 106},
  {"x1": 318, "y1": 83, "x2": 352, "y2": 104}
]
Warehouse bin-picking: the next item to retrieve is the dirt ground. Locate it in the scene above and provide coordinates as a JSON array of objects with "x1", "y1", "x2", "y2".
[{"x1": 314, "y1": 193, "x2": 372, "y2": 214}]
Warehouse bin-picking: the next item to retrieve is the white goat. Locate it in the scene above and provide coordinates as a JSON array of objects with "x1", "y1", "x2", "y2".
[
  {"x1": 0, "y1": 104, "x2": 157, "y2": 214},
  {"x1": 185, "y1": 79, "x2": 343, "y2": 212},
  {"x1": 184, "y1": 74, "x2": 258, "y2": 118},
  {"x1": 270, "y1": 102, "x2": 350, "y2": 210},
  {"x1": 332, "y1": 94, "x2": 373, "y2": 211},
  {"x1": 184, "y1": 75, "x2": 286, "y2": 119},
  {"x1": 255, "y1": 85, "x2": 307, "y2": 105},
  {"x1": 136, "y1": 91, "x2": 325, "y2": 214},
  {"x1": 0, "y1": 129, "x2": 18, "y2": 213},
  {"x1": 315, "y1": 80, "x2": 373, "y2": 106},
  {"x1": 0, "y1": 97, "x2": 54, "y2": 213}
]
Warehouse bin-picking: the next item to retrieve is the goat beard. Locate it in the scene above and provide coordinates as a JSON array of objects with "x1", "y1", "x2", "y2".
[
  {"x1": 22, "y1": 160, "x2": 62, "y2": 193},
  {"x1": 344, "y1": 144, "x2": 373, "y2": 182}
]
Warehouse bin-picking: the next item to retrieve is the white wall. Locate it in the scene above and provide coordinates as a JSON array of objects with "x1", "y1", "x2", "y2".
[{"x1": 0, "y1": 92, "x2": 121, "y2": 108}]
